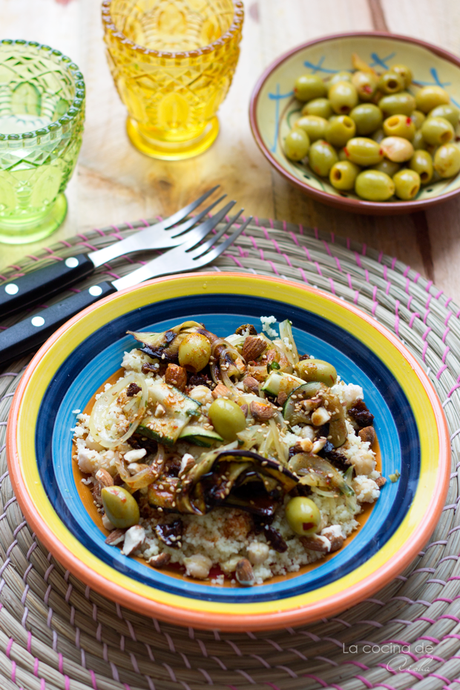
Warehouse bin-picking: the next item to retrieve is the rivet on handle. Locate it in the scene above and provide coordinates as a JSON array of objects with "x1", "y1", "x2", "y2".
[
  {"x1": 4, "y1": 284, "x2": 19, "y2": 295},
  {"x1": 89, "y1": 286, "x2": 103, "y2": 297},
  {"x1": 65, "y1": 257, "x2": 80, "y2": 268},
  {"x1": 31, "y1": 316, "x2": 45, "y2": 328}
]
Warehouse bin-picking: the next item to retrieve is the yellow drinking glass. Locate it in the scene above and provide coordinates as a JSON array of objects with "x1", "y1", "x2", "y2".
[{"x1": 102, "y1": 0, "x2": 244, "y2": 160}]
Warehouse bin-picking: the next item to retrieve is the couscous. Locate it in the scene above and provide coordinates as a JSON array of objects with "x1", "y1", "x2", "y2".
[{"x1": 72, "y1": 317, "x2": 384, "y2": 586}]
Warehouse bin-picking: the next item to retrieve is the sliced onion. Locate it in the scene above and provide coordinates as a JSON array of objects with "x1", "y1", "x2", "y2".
[
  {"x1": 210, "y1": 338, "x2": 243, "y2": 390},
  {"x1": 312, "y1": 487, "x2": 340, "y2": 498},
  {"x1": 89, "y1": 373, "x2": 147, "y2": 449},
  {"x1": 278, "y1": 320, "x2": 299, "y2": 366},
  {"x1": 268, "y1": 418, "x2": 288, "y2": 465}
]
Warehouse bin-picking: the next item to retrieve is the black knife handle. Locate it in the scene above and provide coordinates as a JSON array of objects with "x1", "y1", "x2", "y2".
[
  {"x1": 0, "y1": 281, "x2": 116, "y2": 366},
  {"x1": 0, "y1": 253, "x2": 95, "y2": 317}
]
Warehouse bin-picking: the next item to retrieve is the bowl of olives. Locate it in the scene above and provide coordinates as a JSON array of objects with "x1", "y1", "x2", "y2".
[{"x1": 249, "y1": 32, "x2": 460, "y2": 214}]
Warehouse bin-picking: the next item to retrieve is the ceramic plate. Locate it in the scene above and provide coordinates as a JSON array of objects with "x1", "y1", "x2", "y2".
[
  {"x1": 7, "y1": 273, "x2": 450, "y2": 631},
  {"x1": 249, "y1": 32, "x2": 460, "y2": 215}
]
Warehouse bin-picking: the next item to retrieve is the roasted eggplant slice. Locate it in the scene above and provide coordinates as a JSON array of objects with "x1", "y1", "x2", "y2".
[
  {"x1": 175, "y1": 449, "x2": 298, "y2": 515},
  {"x1": 289, "y1": 453, "x2": 354, "y2": 497},
  {"x1": 128, "y1": 321, "x2": 203, "y2": 362},
  {"x1": 147, "y1": 475, "x2": 180, "y2": 510}
]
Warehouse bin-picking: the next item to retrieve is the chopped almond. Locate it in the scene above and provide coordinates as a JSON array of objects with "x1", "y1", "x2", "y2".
[
  {"x1": 242, "y1": 336, "x2": 266, "y2": 362},
  {"x1": 96, "y1": 468, "x2": 114, "y2": 487},
  {"x1": 243, "y1": 376, "x2": 260, "y2": 394},
  {"x1": 250, "y1": 401, "x2": 275, "y2": 421},
  {"x1": 149, "y1": 553, "x2": 171, "y2": 568},
  {"x1": 212, "y1": 383, "x2": 232, "y2": 399},
  {"x1": 165, "y1": 363, "x2": 187, "y2": 391}
]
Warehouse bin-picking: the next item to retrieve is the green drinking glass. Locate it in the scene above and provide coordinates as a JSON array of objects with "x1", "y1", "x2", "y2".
[{"x1": 0, "y1": 40, "x2": 85, "y2": 245}]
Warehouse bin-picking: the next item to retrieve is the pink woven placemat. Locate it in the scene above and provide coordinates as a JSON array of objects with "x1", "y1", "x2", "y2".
[{"x1": 0, "y1": 216, "x2": 459, "y2": 690}]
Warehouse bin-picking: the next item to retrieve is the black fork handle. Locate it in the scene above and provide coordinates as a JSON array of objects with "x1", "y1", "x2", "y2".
[{"x1": 0, "y1": 281, "x2": 116, "y2": 366}]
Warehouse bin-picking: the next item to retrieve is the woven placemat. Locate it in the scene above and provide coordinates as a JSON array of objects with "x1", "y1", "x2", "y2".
[{"x1": 1, "y1": 216, "x2": 460, "y2": 690}]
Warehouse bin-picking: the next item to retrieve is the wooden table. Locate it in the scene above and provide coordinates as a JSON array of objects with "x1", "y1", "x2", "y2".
[{"x1": 2, "y1": 0, "x2": 460, "y2": 303}]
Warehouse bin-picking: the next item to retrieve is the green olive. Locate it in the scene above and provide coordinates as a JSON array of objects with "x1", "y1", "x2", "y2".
[
  {"x1": 208, "y1": 398, "x2": 246, "y2": 441},
  {"x1": 415, "y1": 85, "x2": 450, "y2": 113},
  {"x1": 434, "y1": 143, "x2": 460, "y2": 178},
  {"x1": 328, "y1": 81, "x2": 359, "y2": 115},
  {"x1": 409, "y1": 150, "x2": 433, "y2": 184},
  {"x1": 294, "y1": 74, "x2": 327, "y2": 102},
  {"x1": 344, "y1": 137, "x2": 383, "y2": 166},
  {"x1": 351, "y1": 71, "x2": 379, "y2": 101},
  {"x1": 393, "y1": 169, "x2": 421, "y2": 200},
  {"x1": 383, "y1": 114, "x2": 415, "y2": 140},
  {"x1": 421, "y1": 116, "x2": 454, "y2": 146},
  {"x1": 379, "y1": 92, "x2": 416, "y2": 117},
  {"x1": 412, "y1": 129, "x2": 427, "y2": 150},
  {"x1": 301, "y1": 98, "x2": 333, "y2": 119},
  {"x1": 381, "y1": 136, "x2": 414, "y2": 162},
  {"x1": 295, "y1": 358, "x2": 337, "y2": 385},
  {"x1": 371, "y1": 159, "x2": 400, "y2": 176},
  {"x1": 355, "y1": 170, "x2": 395, "y2": 201},
  {"x1": 325, "y1": 115, "x2": 356, "y2": 147},
  {"x1": 102, "y1": 486, "x2": 140, "y2": 529},
  {"x1": 371, "y1": 128, "x2": 385, "y2": 143},
  {"x1": 178, "y1": 333, "x2": 211, "y2": 373},
  {"x1": 390, "y1": 63, "x2": 413, "y2": 88},
  {"x1": 284, "y1": 128, "x2": 310, "y2": 161},
  {"x1": 349, "y1": 103, "x2": 383, "y2": 135},
  {"x1": 338, "y1": 148, "x2": 348, "y2": 161},
  {"x1": 329, "y1": 160, "x2": 361, "y2": 191},
  {"x1": 411, "y1": 110, "x2": 426, "y2": 130},
  {"x1": 308, "y1": 140, "x2": 338, "y2": 177},
  {"x1": 294, "y1": 115, "x2": 328, "y2": 142},
  {"x1": 327, "y1": 71, "x2": 353, "y2": 89},
  {"x1": 378, "y1": 71, "x2": 405, "y2": 94},
  {"x1": 428, "y1": 104, "x2": 460, "y2": 128},
  {"x1": 285, "y1": 497, "x2": 321, "y2": 536}
]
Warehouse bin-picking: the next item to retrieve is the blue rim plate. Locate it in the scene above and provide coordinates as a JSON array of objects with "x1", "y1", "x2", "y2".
[{"x1": 6, "y1": 273, "x2": 450, "y2": 631}]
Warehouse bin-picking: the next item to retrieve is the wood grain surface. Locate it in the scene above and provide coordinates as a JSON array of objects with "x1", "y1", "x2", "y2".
[{"x1": 1, "y1": 0, "x2": 460, "y2": 302}]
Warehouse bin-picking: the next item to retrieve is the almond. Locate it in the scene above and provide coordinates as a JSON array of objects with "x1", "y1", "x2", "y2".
[
  {"x1": 105, "y1": 529, "x2": 126, "y2": 546},
  {"x1": 242, "y1": 336, "x2": 266, "y2": 362},
  {"x1": 165, "y1": 363, "x2": 187, "y2": 391},
  {"x1": 277, "y1": 391, "x2": 288, "y2": 406},
  {"x1": 292, "y1": 438, "x2": 313, "y2": 454},
  {"x1": 311, "y1": 406, "x2": 331, "y2": 426},
  {"x1": 321, "y1": 527, "x2": 345, "y2": 553},
  {"x1": 122, "y1": 524, "x2": 145, "y2": 556},
  {"x1": 149, "y1": 553, "x2": 171, "y2": 569},
  {"x1": 358, "y1": 426, "x2": 376, "y2": 446},
  {"x1": 250, "y1": 401, "x2": 275, "y2": 421},
  {"x1": 235, "y1": 558, "x2": 255, "y2": 586},
  {"x1": 300, "y1": 535, "x2": 330, "y2": 553},
  {"x1": 243, "y1": 376, "x2": 260, "y2": 395},
  {"x1": 96, "y1": 468, "x2": 114, "y2": 487},
  {"x1": 212, "y1": 383, "x2": 232, "y2": 399}
]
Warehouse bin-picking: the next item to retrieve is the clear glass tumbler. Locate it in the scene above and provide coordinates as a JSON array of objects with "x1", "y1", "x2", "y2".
[
  {"x1": 102, "y1": 0, "x2": 244, "y2": 160},
  {"x1": 0, "y1": 40, "x2": 85, "y2": 245}
]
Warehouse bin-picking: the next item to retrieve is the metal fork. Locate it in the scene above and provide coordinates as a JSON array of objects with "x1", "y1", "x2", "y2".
[
  {"x1": 0, "y1": 210, "x2": 251, "y2": 366},
  {"x1": 0, "y1": 186, "x2": 225, "y2": 317}
]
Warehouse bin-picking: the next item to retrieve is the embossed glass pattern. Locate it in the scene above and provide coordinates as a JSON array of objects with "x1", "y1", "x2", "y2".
[
  {"x1": 0, "y1": 40, "x2": 85, "y2": 245},
  {"x1": 102, "y1": 0, "x2": 244, "y2": 160}
]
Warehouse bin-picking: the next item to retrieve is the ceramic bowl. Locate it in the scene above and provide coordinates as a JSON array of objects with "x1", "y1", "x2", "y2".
[
  {"x1": 249, "y1": 32, "x2": 460, "y2": 215},
  {"x1": 7, "y1": 273, "x2": 450, "y2": 631}
]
